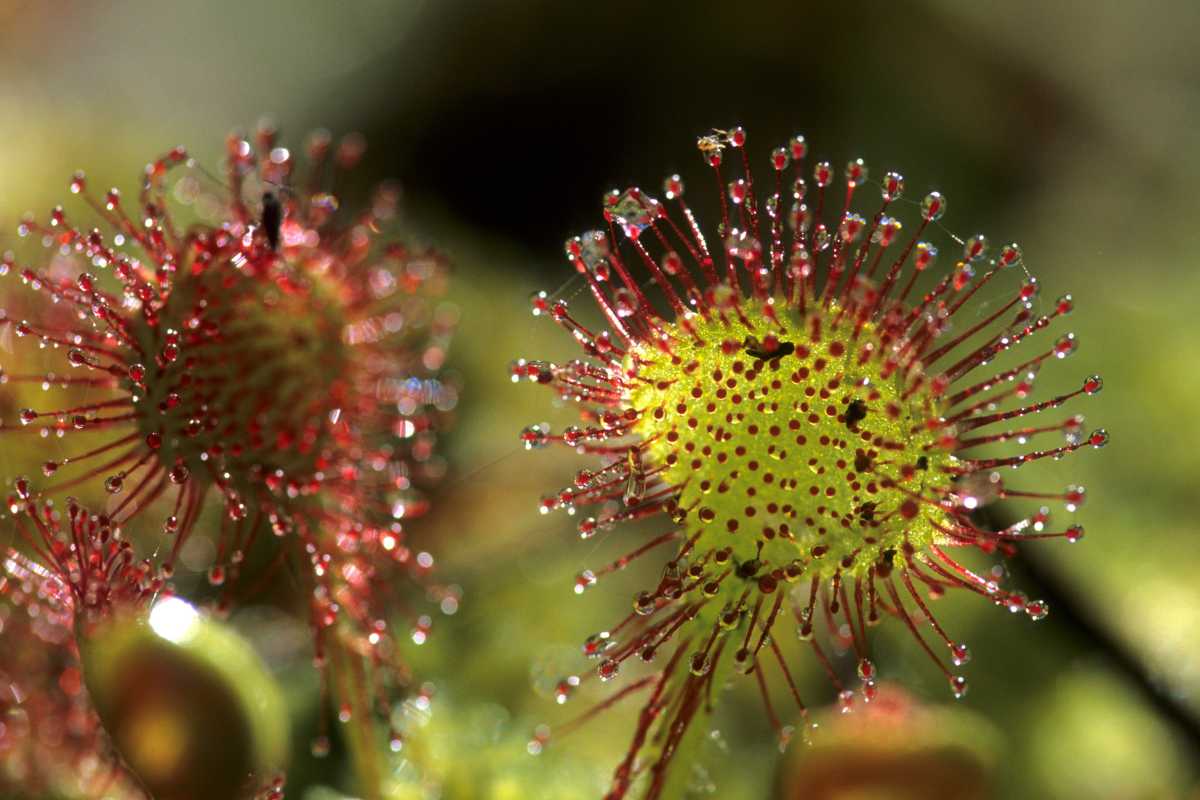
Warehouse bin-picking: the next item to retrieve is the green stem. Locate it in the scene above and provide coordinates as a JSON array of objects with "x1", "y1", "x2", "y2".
[{"x1": 329, "y1": 631, "x2": 384, "y2": 800}]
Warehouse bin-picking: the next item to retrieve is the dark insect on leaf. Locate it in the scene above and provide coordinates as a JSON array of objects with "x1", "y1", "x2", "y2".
[
  {"x1": 743, "y1": 337, "x2": 795, "y2": 361},
  {"x1": 736, "y1": 558, "x2": 762, "y2": 579},
  {"x1": 845, "y1": 399, "x2": 868, "y2": 427},
  {"x1": 261, "y1": 191, "x2": 282, "y2": 251}
]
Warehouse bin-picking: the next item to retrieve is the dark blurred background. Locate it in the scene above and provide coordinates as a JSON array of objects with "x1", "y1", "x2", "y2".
[{"x1": 2, "y1": 1, "x2": 1199, "y2": 798}]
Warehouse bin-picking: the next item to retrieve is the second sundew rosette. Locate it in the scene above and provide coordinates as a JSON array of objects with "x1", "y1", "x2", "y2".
[
  {"x1": 516, "y1": 126, "x2": 1106, "y2": 799},
  {"x1": 1, "y1": 121, "x2": 458, "y2": 791}
]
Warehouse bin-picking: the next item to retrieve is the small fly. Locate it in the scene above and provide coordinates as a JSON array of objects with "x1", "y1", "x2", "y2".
[
  {"x1": 742, "y1": 336, "x2": 795, "y2": 361},
  {"x1": 260, "y1": 190, "x2": 283, "y2": 251}
]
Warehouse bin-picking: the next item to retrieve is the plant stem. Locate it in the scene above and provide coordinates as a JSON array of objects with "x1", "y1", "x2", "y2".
[{"x1": 1012, "y1": 547, "x2": 1200, "y2": 763}]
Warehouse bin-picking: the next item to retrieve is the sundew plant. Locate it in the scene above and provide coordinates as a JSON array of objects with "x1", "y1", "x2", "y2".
[{"x1": 517, "y1": 127, "x2": 1105, "y2": 799}]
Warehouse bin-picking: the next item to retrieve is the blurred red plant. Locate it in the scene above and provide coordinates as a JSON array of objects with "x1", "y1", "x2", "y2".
[
  {"x1": 1, "y1": 122, "x2": 458, "y2": 768},
  {"x1": 777, "y1": 684, "x2": 996, "y2": 800},
  {"x1": 0, "y1": 535, "x2": 142, "y2": 798}
]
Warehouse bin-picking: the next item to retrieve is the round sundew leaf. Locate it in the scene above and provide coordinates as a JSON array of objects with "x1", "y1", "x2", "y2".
[
  {"x1": 77, "y1": 597, "x2": 287, "y2": 800},
  {"x1": 520, "y1": 125, "x2": 1103, "y2": 799}
]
